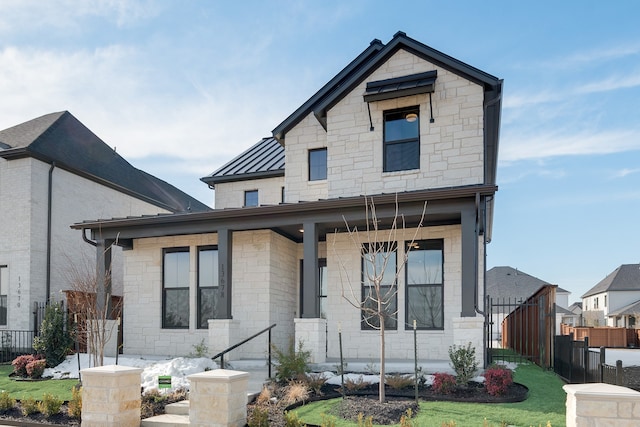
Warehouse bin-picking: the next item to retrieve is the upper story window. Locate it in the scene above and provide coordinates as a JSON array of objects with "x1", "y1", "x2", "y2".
[
  {"x1": 162, "y1": 248, "x2": 190, "y2": 329},
  {"x1": 309, "y1": 148, "x2": 327, "y2": 181},
  {"x1": 244, "y1": 190, "x2": 258, "y2": 207},
  {"x1": 383, "y1": 107, "x2": 420, "y2": 172}
]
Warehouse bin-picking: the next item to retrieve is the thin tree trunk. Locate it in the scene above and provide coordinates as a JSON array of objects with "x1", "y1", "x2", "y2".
[{"x1": 379, "y1": 304, "x2": 386, "y2": 403}]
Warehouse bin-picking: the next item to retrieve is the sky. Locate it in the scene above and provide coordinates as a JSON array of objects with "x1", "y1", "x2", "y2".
[{"x1": 0, "y1": 1, "x2": 639, "y2": 303}]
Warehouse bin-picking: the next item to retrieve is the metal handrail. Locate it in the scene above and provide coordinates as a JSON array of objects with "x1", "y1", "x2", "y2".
[{"x1": 211, "y1": 323, "x2": 276, "y2": 377}]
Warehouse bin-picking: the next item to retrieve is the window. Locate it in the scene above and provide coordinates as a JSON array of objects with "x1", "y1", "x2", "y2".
[
  {"x1": 594, "y1": 297, "x2": 599, "y2": 309},
  {"x1": 406, "y1": 240, "x2": 444, "y2": 329},
  {"x1": 383, "y1": 107, "x2": 420, "y2": 172},
  {"x1": 299, "y1": 259, "x2": 327, "y2": 318},
  {"x1": 197, "y1": 246, "x2": 218, "y2": 329},
  {"x1": 0, "y1": 266, "x2": 6, "y2": 326},
  {"x1": 244, "y1": 190, "x2": 258, "y2": 207},
  {"x1": 162, "y1": 248, "x2": 190, "y2": 329},
  {"x1": 361, "y1": 244, "x2": 397, "y2": 330},
  {"x1": 309, "y1": 148, "x2": 327, "y2": 181},
  {"x1": 604, "y1": 295, "x2": 607, "y2": 308}
]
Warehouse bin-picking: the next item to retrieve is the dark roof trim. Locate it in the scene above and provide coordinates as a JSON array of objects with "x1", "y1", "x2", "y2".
[
  {"x1": 202, "y1": 169, "x2": 284, "y2": 185},
  {"x1": 363, "y1": 70, "x2": 437, "y2": 103},
  {"x1": 73, "y1": 184, "x2": 497, "y2": 234},
  {"x1": 272, "y1": 39, "x2": 384, "y2": 142}
]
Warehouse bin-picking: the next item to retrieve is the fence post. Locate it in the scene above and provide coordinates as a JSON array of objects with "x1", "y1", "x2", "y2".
[
  {"x1": 616, "y1": 360, "x2": 624, "y2": 386},
  {"x1": 599, "y1": 346, "x2": 606, "y2": 382},
  {"x1": 583, "y1": 337, "x2": 589, "y2": 383},
  {"x1": 33, "y1": 302, "x2": 39, "y2": 335}
]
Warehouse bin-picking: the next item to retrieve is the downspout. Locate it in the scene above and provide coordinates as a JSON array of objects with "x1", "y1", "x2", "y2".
[{"x1": 46, "y1": 162, "x2": 55, "y2": 304}]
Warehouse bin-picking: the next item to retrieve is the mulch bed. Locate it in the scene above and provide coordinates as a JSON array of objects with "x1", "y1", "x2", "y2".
[{"x1": 0, "y1": 405, "x2": 79, "y2": 427}]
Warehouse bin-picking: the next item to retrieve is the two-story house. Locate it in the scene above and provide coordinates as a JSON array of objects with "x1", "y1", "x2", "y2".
[
  {"x1": 582, "y1": 264, "x2": 640, "y2": 327},
  {"x1": 74, "y1": 32, "x2": 503, "y2": 365},
  {"x1": 0, "y1": 111, "x2": 209, "y2": 334}
]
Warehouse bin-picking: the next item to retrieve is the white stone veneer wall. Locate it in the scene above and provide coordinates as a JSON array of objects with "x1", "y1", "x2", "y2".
[
  {"x1": 214, "y1": 176, "x2": 284, "y2": 209},
  {"x1": 564, "y1": 383, "x2": 640, "y2": 427},
  {"x1": 284, "y1": 49, "x2": 484, "y2": 204}
]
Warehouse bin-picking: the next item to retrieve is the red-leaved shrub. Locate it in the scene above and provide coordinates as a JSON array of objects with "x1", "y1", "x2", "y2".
[
  {"x1": 11, "y1": 355, "x2": 35, "y2": 377},
  {"x1": 484, "y1": 365, "x2": 513, "y2": 396},
  {"x1": 431, "y1": 372, "x2": 457, "y2": 394},
  {"x1": 26, "y1": 359, "x2": 47, "y2": 379}
]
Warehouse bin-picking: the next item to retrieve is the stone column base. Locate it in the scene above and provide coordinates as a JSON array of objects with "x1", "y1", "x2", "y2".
[
  {"x1": 208, "y1": 319, "x2": 241, "y2": 364},
  {"x1": 294, "y1": 318, "x2": 327, "y2": 363},
  {"x1": 188, "y1": 369, "x2": 249, "y2": 427}
]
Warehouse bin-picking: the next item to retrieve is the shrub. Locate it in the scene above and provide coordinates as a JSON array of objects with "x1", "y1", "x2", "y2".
[
  {"x1": 248, "y1": 406, "x2": 269, "y2": 427},
  {"x1": 33, "y1": 301, "x2": 73, "y2": 367},
  {"x1": 255, "y1": 386, "x2": 272, "y2": 405},
  {"x1": 189, "y1": 339, "x2": 209, "y2": 358},
  {"x1": 0, "y1": 391, "x2": 16, "y2": 412},
  {"x1": 431, "y1": 372, "x2": 457, "y2": 394},
  {"x1": 343, "y1": 376, "x2": 371, "y2": 391},
  {"x1": 272, "y1": 338, "x2": 311, "y2": 383},
  {"x1": 305, "y1": 372, "x2": 328, "y2": 395},
  {"x1": 484, "y1": 365, "x2": 513, "y2": 396},
  {"x1": 357, "y1": 412, "x2": 373, "y2": 427},
  {"x1": 68, "y1": 386, "x2": 82, "y2": 419},
  {"x1": 283, "y1": 381, "x2": 310, "y2": 405},
  {"x1": 448, "y1": 342, "x2": 478, "y2": 386},
  {"x1": 400, "y1": 408, "x2": 414, "y2": 427},
  {"x1": 386, "y1": 373, "x2": 413, "y2": 389},
  {"x1": 284, "y1": 410, "x2": 306, "y2": 427},
  {"x1": 26, "y1": 359, "x2": 47, "y2": 379},
  {"x1": 12, "y1": 354, "x2": 35, "y2": 377},
  {"x1": 321, "y1": 413, "x2": 337, "y2": 427},
  {"x1": 38, "y1": 393, "x2": 63, "y2": 418},
  {"x1": 141, "y1": 387, "x2": 188, "y2": 419},
  {"x1": 20, "y1": 396, "x2": 39, "y2": 416}
]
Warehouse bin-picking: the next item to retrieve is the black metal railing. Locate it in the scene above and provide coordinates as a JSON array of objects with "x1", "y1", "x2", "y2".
[
  {"x1": 0, "y1": 330, "x2": 36, "y2": 363},
  {"x1": 211, "y1": 323, "x2": 276, "y2": 377}
]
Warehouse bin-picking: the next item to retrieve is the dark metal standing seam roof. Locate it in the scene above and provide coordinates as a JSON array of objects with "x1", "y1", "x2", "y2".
[
  {"x1": 200, "y1": 137, "x2": 284, "y2": 186},
  {"x1": 0, "y1": 111, "x2": 210, "y2": 213}
]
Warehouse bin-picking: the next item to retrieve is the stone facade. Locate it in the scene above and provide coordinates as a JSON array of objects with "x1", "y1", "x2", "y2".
[
  {"x1": 214, "y1": 176, "x2": 284, "y2": 208},
  {"x1": 564, "y1": 383, "x2": 640, "y2": 427}
]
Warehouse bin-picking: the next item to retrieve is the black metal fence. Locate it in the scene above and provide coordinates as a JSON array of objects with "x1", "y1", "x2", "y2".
[{"x1": 0, "y1": 330, "x2": 36, "y2": 363}]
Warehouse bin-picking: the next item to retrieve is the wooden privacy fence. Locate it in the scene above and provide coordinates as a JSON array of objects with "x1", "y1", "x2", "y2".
[
  {"x1": 554, "y1": 334, "x2": 640, "y2": 390},
  {"x1": 560, "y1": 324, "x2": 629, "y2": 347}
]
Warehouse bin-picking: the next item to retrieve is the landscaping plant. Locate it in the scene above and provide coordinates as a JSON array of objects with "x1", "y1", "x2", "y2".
[
  {"x1": 432, "y1": 372, "x2": 457, "y2": 394},
  {"x1": 68, "y1": 386, "x2": 82, "y2": 419},
  {"x1": 448, "y1": 342, "x2": 478, "y2": 386},
  {"x1": 0, "y1": 391, "x2": 16, "y2": 412},
  {"x1": 33, "y1": 300, "x2": 73, "y2": 367},
  {"x1": 20, "y1": 396, "x2": 39, "y2": 416},
  {"x1": 37, "y1": 392, "x2": 63, "y2": 418},
  {"x1": 26, "y1": 358, "x2": 47, "y2": 379},
  {"x1": 483, "y1": 365, "x2": 513, "y2": 396},
  {"x1": 272, "y1": 338, "x2": 311, "y2": 382}
]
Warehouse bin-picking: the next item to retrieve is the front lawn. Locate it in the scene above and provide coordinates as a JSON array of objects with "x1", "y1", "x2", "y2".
[
  {"x1": 0, "y1": 364, "x2": 78, "y2": 401},
  {"x1": 293, "y1": 362, "x2": 566, "y2": 427}
]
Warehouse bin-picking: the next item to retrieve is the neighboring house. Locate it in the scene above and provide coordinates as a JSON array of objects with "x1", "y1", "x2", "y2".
[
  {"x1": 74, "y1": 32, "x2": 503, "y2": 365},
  {"x1": 486, "y1": 266, "x2": 566, "y2": 340},
  {"x1": 0, "y1": 111, "x2": 209, "y2": 331},
  {"x1": 562, "y1": 302, "x2": 583, "y2": 327},
  {"x1": 582, "y1": 264, "x2": 640, "y2": 328}
]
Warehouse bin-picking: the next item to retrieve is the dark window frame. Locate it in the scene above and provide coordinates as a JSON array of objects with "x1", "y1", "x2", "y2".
[
  {"x1": 162, "y1": 247, "x2": 190, "y2": 329},
  {"x1": 361, "y1": 243, "x2": 398, "y2": 330},
  {"x1": 244, "y1": 189, "x2": 258, "y2": 207},
  {"x1": 308, "y1": 148, "x2": 328, "y2": 181},
  {"x1": 383, "y1": 106, "x2": 420, "y2": 173},
  {"x1": 0, "y1": 265, "x2": 7, "y2": 326},
  {"x1": 197, "y1": 245, "x2": 218, "y2": 329},
  {"x1": 405, "y1": 239, "x2": 444, "y2": 330},
  {"x1": 299, "y1": 258, "x2": 327, "y2": 319}
]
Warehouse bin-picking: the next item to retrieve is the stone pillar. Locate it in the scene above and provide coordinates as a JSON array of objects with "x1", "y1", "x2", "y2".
[
  {"x1": 80, "y1": 365, "x2": 142, "y2": 427},
  {"x1": 452, "y1": 317, "x2": 485, "y2": 367},
  {"x1": 564, "y1": 383, "x2": 640, "y2": 427},
  {"x1": 295, "y1": 318, "x2": 327, "y2": 363},
  {"x1": 188, "y1": 369, "x2": 250, "y2": 427},
  {"x1": 208, "y1": 319, "x2": 241, "y2": 364}
]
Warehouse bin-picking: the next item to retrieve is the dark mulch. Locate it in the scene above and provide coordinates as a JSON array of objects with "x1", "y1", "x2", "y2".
[
  {"x1": 248, "y1": 380, "x2": 529, "y2": 427},
  {"x1": 0, "y1": 405, "x2": 80, "y2": 427}
]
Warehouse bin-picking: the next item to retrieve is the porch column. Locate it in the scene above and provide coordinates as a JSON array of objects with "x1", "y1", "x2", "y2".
[
  {"x1": 96, "y1": 238, "x2": 114, "y2": 317},
  {"x1": 460, "y1": 205, "x2": 477, "y2": 317},
  {"x1": 302, "y1": 221, "x2": 319, "y2": 318},
  {"x1": 216, "y1": 228, "x2": 233, "y2": 319}
]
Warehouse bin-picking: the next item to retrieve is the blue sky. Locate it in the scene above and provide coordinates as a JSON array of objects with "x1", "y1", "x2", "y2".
[{"x1": 1, "y1": 1, "x2": 639, "y2": 303}]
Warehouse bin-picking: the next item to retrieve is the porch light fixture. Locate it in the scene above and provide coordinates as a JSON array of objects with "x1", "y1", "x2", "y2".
[{"x1": 405, "y1": 112, "x2": 418, "y2": 122}]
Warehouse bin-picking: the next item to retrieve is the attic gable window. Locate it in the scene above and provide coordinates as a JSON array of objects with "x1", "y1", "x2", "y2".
[
  {"x1": 363, "y1": 70, "x2": 437, "y2": 103},
  {"x1": 384, "y1": 107, "x2": 420, "y2": 172}
]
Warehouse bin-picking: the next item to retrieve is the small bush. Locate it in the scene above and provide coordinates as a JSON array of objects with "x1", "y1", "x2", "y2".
[
  {"x1": 357, "y1": 412, "x2": 373, "y2": 427},
  {"x1": 431, "y1": 372, "x2": 457, "y2": 394},
  {"x1": 255, "y1": 386, "x2": 272, "y2": 405},
  {"x1": 321, "y1": 413, "x2": 337, "y2": 427},
  {"x1": 386, "y1": 373, "x2": 413, "y2": 389},
  {"x1": 484, "y1": 365, "x2": 513, "y2": 396},
  {"x1": 38, "y1": 393, "x2": 63, "y2": 418},
  {"x1": 20, "y1": 396, "x2": 39, "y2": 416},
  {"x1": 248, "y1": 406, "x2": 269, "y2": 427},
  {"x1": 272, "y1": 338, "x2": 311, "y2": 383},
  {"x1": 305, "y1": 372, "x2": 328, "y2": 395},
  {"x1": 448, "y1": 342, "x2": 478, "y2": 386},
  {"x1": 189, "y1": 339, "x2": 209, "y2": 358},
  {"x1": 0, "y1": 391, "x2": 16, "y2": 412},
  {"x1": 284, "y1": 410, "x2": 306, "y2": 427},
  {"x1": 67, "y1": 385, "x2": 82, "y2": 419},
  {"x1": 26, "y1": 359, "x2": 47, "y2": 379},
  {"x1": 343, "y1": 376, "x2": 371, "y2": 391},
  {"x1": 33, "y1": 301, "x2": 73, "y2": 367},
  {"x1": 400, "y1": 408, "x2": 414, "y2": 427},
  {"x1": 12, "y1": 354, "x2": 36, "y2": 377},
  {"x1": 283, "y1": 381, "x2": 310, "y2": 405}
]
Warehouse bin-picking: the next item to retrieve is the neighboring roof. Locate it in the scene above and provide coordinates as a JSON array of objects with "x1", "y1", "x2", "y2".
[
  {"x1": 608, "y1": 299, "x2": 640, "y2": 317},
  {"x1": 0, "y1": 111, "x2": 210, "y2": 213},
  {"x1": 486, "y1": 266, "x2": 554, "y2": 301},
  {"x1": 271, "y1": 31, "x2": 502, "y2": 186},
  {"x1": 582, "y1": 264, "x2": 640, "y2": 298},
  {"x1": 556, "y1": 305, "x2": 573, "y2": 315},
  {"x1": 201, "y1": 137, "x2": 284, "y2": 186},
  {"x1": 568, "y1": 302, "x2": 583, "y2": 314}
]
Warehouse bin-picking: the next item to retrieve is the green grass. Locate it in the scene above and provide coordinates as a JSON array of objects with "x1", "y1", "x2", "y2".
[
  {"x1": 293, "y1": 362, "x2": 566, "y2": 427},
  {"x1": 0, "y1": 364, "x2": 78, "y2": 401}
]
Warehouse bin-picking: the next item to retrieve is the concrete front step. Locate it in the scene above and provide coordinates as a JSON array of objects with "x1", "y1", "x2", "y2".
[
  {"x1": 140, "y1": 413, "x2": 190, "y2": 427},
  {"x1": 165, "y1": 400, "x2": 190, "y2": 415}
]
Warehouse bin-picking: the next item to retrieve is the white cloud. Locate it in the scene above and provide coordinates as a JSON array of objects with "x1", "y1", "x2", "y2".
[{"x1": 611, "y1": 168, "x2": 640, "y2": 179}]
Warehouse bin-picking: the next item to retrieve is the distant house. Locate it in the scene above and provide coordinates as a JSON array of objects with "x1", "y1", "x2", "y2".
[
  {"x1": 0, "y1": 111, "x2": 209, "y2": 331},
  {"x1": 563, "y1": 302, "x2": 583, "y2": 327},
  {"x1": 582, "y1": 264, "x2": 640, "y2": 328},
  {"x1": 75, "y1": 32, "x2": 503, "y2": 365},
  {"x1": 486, "y1": 266, "x2": 569, "y2": 338}
]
